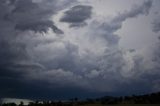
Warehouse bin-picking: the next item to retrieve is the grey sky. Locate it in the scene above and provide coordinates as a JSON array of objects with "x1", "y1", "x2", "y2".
[{"x1": 0, "y1": 0, "x2": 160, "y2": 99}]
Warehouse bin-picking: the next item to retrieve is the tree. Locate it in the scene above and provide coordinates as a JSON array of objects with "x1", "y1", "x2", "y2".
[{"x1": 19, "y1": 101, "x2": 24, "y2": 106}]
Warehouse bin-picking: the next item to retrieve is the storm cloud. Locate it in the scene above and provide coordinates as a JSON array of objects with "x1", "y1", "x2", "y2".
[
  {"x1": 4, "y1": 0, "x2": 65, "y2": 34},
  {"x1": 60, "y1": 5, "x2": 92, "y2": 27},
  {"x1": 152, "y1": 14, "x2": 160, "y2": 33},
  {"x1": 0, "y1": 0, "x2": 160, "y2": 99}
]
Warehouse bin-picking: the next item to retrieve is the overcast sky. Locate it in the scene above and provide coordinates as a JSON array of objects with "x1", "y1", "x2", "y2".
[{"x1": 0, "y1": 0, "x2": 160, "y2": 100}]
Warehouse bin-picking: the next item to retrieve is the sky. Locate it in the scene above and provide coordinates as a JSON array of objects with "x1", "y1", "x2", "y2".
[
  {"x1": 1, "y1": 98, "x2": 33, "y2": 105},
  {"x1": 0, "y1": 0, "x2": 160, "y2": 100}
]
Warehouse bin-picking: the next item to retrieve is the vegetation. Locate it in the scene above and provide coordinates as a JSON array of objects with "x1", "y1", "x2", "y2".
[{"x1": 1, "y1": 92, "x2": 160, "y2": 106}]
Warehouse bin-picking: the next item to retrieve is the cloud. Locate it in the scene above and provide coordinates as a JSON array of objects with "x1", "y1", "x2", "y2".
[
  {"x1": 0, "y1": 0, "x2": 76, "y2": 98},
  {"x1": 3, "y1": 0, "x2": 65, "y2": 34},
  {"x1": 15, "y1": 20, "x2": 64, "y2": 34},
  {"x1": 152, "y1": 14, "x2": 160, "y2": 33},
  {"x1": 60, "y1": 5, "x2": 92, "y2": 27},
  {"x1": 26, "y1": 0, "x2": 154, "y2": 93},
  {"x1": 1, "y1": 0, "x2": 160, "y2": 99},
  {"x1": 88, "y1": 0, "x2": 152, "y2": 45}
]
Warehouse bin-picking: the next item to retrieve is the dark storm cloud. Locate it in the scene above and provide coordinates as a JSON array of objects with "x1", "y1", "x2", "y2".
[
  {"x1": 0, "y1": 0, "x2": 76, "y2": 66},
  {"x1": 4, "y1": 0, "x2": 64, "y2": 34},
  {"x1": 15, "y1": 20, "x2": 64, "y2": 34},
  {"x1": 60, "y1": 5, "x2": 92, "y2": 27},
  {"x1": 1, "y1": 0, "x2": 160, "y2": 99},
  {"x1": 0, "y1": 0, "x2": 76, "y2": 99}
]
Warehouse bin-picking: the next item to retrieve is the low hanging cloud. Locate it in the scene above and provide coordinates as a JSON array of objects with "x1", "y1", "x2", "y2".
[
  {"x1": 1, "y1": 0, "x2": 160, "y2": 99},
  {"x1": 60, "y1": 5, "x2": 92, "y2": 27}
]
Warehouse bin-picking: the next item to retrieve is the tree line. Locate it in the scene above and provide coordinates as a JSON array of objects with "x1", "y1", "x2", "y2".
[{"x1": 0, "y1": 92, "x2": 160, "y2": 106}]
